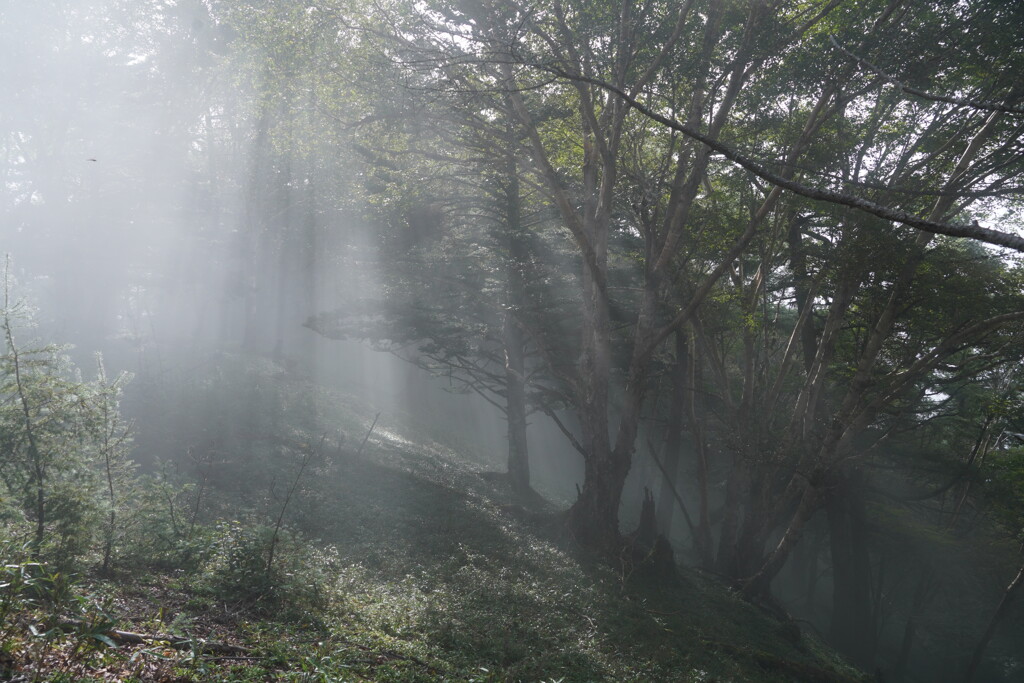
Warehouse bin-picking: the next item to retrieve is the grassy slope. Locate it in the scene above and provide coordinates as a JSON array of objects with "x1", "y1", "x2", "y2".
[
  {"x1": 285, "y1": 453, "x2": 856, "y2": 682},
  {"x1": 3, "y1": 364, "x2": 868, "y2": 682}
]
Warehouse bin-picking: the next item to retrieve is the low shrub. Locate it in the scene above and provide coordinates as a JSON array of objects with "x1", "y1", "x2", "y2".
[{"x1": 198, "y1": 520, "x2": 340, "y2": 621}]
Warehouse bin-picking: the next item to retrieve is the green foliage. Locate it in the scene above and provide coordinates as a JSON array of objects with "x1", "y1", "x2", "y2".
[
  {"x1": 0, "y1": 280, "x2": 135, "y2": 570},
  {"x1": 984, "y1": 447, "x2": 1024, "y2": 541},
  {"x1": 1, "y1": 350, "x2": 868, "y2": 681},
  {"x1": 115, "y1": 463, "x2": 204, "y2": 572},
  {"x1": 6, "y1": 0, "x2": 1024, "y2": 678},
  {"x1": 0, "y1": 549, "x2": 119, "y2": 680},
  {"x1": 198, "y1": 520, "x2": 338, "y2": 621}
]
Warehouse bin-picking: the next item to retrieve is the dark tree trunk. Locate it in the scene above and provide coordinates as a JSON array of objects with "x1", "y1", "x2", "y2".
[
  {"x1": 502, "y1": 140, "x2": 531, "y2": 495},
  {"x1": 239, "y1": 109, "x2": 270, "y2": 351},
  {"x1": 964, "y1": 560, "x2": 1024, "y2": 682},
  {"x1": 629, "y1": 488, "x2": 677, "y2": 582},
  {"x1": 272, "y1": 149, "x2": 294, "y2": 361},
  {"x1": 569, "y1": 445, "x2": 630, "y2": 550},
  {"x1": 742, "y1": 483, "x2": 824, "y2": 598},
  {"x1": 800, "y1": 524, "x2": 823, "y2": 609},
  {"x1": 656, "y1": 330, "x2": 688, "y2": 538},
  {"x1": 715, "y1": 456, "x2": 746, "y2": 577},
  {"x1": 826, "y1": 471, "x2": 876, "y2": 668},
  {"x1": 567, "y1": 130, "x2": 617, "y2": 549},
  {"x1": 686, "y1": 331, "x2": 714, "y2": 568},
  {"x1": 299, "y1": 143, "x2": 319, "y2": 368},
  {"x1": 504, "y1": 315, "x2": 530, "y2": 494},
  {"x1": 787, "y1": 213, "x2": 818, "y2": 372},
  {"x1": 893, "y1": 568, "x2": 935, "y2": 679},
  {"x1": 634, "y1": 487, "x2": 658, "y2": 549},
  {"x1": 732, "y1": 466, "x2": 775, "y2": 581}
]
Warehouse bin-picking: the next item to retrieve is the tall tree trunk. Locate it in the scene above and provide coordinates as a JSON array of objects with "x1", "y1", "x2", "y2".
[
  {"x1": 685, "y1": 331, "x2": 714, "y2": 567},
  {"x1": 716, "y1": 454, "x2": 748, "y2": 576},
  {"x1": 501, "y1": 136, "x2": 531, "y2": 495},
  {"x1": 798, "y1": 523, "x2": 823, "y2": 609},
  {"x1": 567, "y1": 127, "x2": 617, "y2": 546},
  {"x1": 733, "y1": 473, "x2": 774, "y2": 580},
  {"x1": 504, "y1": 316, "x2": 530, "y2": 495},
  {"x1": 273, "y1": 144, "x2": 295, "y2": 361},
  {"x1": 299, "y1": 144, "x2": 319, "y2": 369},
  {"x1": 656, "y1": 330, "x2": 688, "y2": 538},
  {"x1": 787, "y1": 213, "x2": 818, "y2": 372},
  {"x1": 239, "y1": 108, "x2": 271, "y2": 351},
  {"x1": 964, "y1": 560, "x2": 1024, "y2": 683},
  {"x1": 827, "y1": 471, "x2": 876, "y2": 668},
  {"x1": 894, "y1": 568, "x2": 936, "y2": 679}
]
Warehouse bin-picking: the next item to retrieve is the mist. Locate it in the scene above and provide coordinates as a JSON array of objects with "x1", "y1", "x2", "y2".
[
  {"x1": 3, "y1": 1, "x2": 522, "y2": 462},
  {"x1": 3, "y1": 1, "x2": 1024, "y2": 682}
]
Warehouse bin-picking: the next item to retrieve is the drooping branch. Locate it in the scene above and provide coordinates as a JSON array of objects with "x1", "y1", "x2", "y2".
[{"x1": 527, "y1": 66, "x2": 1024, "y2": 252}]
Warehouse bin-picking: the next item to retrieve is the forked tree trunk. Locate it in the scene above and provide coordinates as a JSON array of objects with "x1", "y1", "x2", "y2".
[{"x1": 742, "y1": 484, "x2": 824, "y2": 598}]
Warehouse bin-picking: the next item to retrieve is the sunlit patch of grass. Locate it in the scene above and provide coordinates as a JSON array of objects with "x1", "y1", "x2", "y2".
[{"x1": 373, "y1": 427, "x2": 420, "y2": 450}]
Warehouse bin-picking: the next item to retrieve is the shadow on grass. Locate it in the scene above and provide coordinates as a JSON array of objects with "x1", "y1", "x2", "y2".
[{"x1": 273, "y1": 439, "x2": 866, "y2": 682}]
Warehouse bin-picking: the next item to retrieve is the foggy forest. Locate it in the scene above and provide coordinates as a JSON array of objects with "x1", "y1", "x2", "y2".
[{"x1": 2, "y1": 0, "x2": 1023, "y2": 681}]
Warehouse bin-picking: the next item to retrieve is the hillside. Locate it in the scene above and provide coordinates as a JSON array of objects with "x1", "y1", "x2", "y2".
[{"x1": 0, "y1": 361, "x2": 867, "y2": 683}]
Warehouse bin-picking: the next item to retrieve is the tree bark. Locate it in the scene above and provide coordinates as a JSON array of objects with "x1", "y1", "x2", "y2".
[
  {"x1": 964, "y1": 560, "x2": 1024, "y2": 682},
  {"x1": 565, "y1": 114, "x2": 617, "y2": 548},
  {"x1": 655, "y1": 330, "x2": 688, "y2": 538},
  {"x1": 502, "y1": 137, "x2": 531, "y2": 496},
  {"x1": 826, "y1": 471, "x2": 876, "y2": 668},
  {"x1": 893, "y1": 568, "x2": 935, "y2": 679},
  {"x1": 685, "y1": 330, "x2": 714, "y2": 568}
]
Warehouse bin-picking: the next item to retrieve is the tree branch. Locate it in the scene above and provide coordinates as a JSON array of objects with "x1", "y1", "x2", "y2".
[
  {"x1": 529, "y1": 65, "x2": 1024, "y2": 252},
  {"x1": 829, "y1": 36, "x2": 1024, "y2": 115}
]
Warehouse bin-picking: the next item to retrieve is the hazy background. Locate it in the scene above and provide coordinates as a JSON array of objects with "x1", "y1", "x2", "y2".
[{"x1": 0, "y1": 0, "x2": 600, "y2": 512}]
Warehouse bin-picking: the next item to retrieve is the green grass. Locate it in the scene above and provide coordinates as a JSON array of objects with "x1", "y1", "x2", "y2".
[{"x1": 1, "y1": 361, "x2": 868, "y2": 682}]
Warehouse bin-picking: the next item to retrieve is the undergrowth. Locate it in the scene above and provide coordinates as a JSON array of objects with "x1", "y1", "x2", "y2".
[{"x1": 1, "y1": 357, "x2": 867, "y2": 682}]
